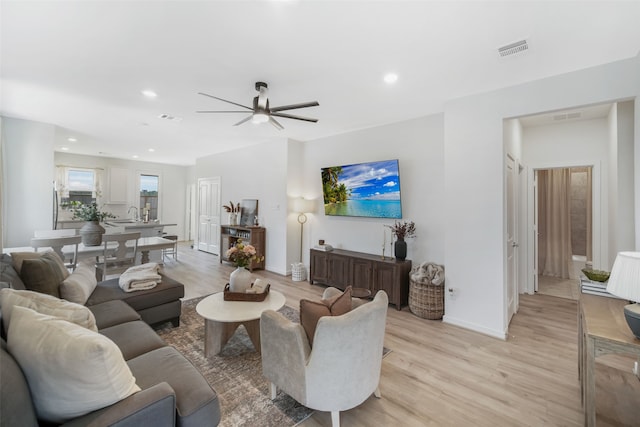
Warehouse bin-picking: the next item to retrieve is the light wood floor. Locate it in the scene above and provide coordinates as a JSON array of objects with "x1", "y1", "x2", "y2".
[
  {"x1": 159, "y1": 243, "x2": 640, "y2": 427},
  {"x1": 537, "y1": 275, "x2": 581, "y2": 301}
]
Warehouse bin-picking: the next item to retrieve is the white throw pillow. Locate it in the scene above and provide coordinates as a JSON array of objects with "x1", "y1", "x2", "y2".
[
  {"x1": 0, "y1": 288, "x2": 97, "y2": 335},
  {"x1": 59, "y1": 263, "x2": 97, "y2": 305},
  {"x1": 7, "y1": 306, "x2": 141, "y2": 423}
]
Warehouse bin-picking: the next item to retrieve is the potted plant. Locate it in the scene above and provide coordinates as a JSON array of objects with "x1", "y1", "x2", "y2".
[
  {"x1": 73, "y1": 203, "x2": 115, "y2": 246},
  {"x1": 386, "y1": 220, "x2": 416, "y2": 261}
]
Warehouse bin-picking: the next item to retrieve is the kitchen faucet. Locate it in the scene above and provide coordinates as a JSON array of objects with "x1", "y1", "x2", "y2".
[{"x1": 127, "y1": 206, "x2": 139, "y2": 221}]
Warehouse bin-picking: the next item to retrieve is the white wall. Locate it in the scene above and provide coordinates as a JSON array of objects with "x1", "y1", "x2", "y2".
[
  {"x1": 615, "y1": 101, "x2": 636, "y2": 260},
  {"x1": 301, "y1": 114, "x2": 446, "y2": 268},
  {"x1": 2, "y1": 117, "x2": 55, "y2": 247},
  {"x1": 195, "y1": 139, "x2": 290, "y2": 274},
  {"x1": 54, "y1": 152, "x2": 189, "y2": 240},
  {"x1": 444, "y1": 54, "x2": 640, "y2": 339}
]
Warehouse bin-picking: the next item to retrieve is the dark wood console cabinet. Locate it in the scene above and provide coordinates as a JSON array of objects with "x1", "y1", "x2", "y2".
[
  {"x1": 310, "y1": 248, "x2": 411, "y2": 310},
  {"x1": 219, "y1": 225, "x2": 265, "y2": 271}
]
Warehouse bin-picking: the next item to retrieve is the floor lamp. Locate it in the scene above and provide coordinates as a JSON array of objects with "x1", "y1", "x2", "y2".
[{"x1": 292, "y1": 198, "x2": 315, "y2": 281}]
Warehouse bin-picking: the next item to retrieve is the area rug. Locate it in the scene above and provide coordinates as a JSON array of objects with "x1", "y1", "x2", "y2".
[{"x1": 155, "y1": 296, "x2": 313, "y2": 427}]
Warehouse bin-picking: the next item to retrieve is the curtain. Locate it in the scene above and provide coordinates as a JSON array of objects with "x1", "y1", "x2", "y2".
[{"x1": 538, "y1": 169, "x2": 573, "y2": 279}]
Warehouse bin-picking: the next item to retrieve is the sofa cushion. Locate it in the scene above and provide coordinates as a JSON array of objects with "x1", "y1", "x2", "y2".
[
  {"x1": 127, "y1": 346, "x2": 221, "y2": 427},
  {"x1": 0, "y1": 256, "x2": 26, "y2": 290},
  {"x1": 87, "y1": 275, "x2": 184, "y2": 311},
  {"x1": 0, "y1": 288, "x2": 97, "y2": 336},
  {"x1": 0, "y1": 339, "x2": 38, "y2": 427},
  {"x1": 19, "y1": 254, "x2": 67, "y2": 298},
  {"x1": 89, "y1": 300, "x2": 141, "y2": 330},
  {"x1": 7, "y1": 306, "x2": 141, "y2": 424},
  {"x1": 59, "y1": 263, "x2": 97, "y2": 304},
  {"x1": 11, "y1": 251, "x2": 69, "y2": 279},
  {"x1": 100, "y1": 320, "x2": 166, "y2": 360},
  {"x1": 300, "y1": 286, "x2": 352, "y2": 346}
]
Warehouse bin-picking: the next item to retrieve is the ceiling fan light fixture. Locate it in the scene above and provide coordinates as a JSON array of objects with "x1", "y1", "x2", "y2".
[{"x1": 252, "y1": 112, "x2": 269, "y2": 124}]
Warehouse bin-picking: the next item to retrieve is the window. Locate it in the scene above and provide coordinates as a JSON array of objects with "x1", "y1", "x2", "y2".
[
  {"x1": 62, "y1": 169, "x2": 96, "y2": 207},
  {"x1": 140, "y1": 174, "x2": 159, "y2": 220}
]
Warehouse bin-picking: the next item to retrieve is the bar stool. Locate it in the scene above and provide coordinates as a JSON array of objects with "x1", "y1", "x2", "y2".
[{"x1": 163, "y1": 235, "x2": 178, "y2": 261}]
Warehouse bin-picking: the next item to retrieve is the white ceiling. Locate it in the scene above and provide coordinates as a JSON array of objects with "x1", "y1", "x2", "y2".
[{"x1": 2, "y1": 1, "x2": 640, "y2": 166}]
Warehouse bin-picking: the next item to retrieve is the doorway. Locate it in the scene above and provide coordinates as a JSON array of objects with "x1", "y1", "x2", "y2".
[
  {"x1": 536, "y1": 166, "x2": 592, "y2": 300},
  {"x1": 197, "y1": 177, "x2": 221, "y2": 255}
]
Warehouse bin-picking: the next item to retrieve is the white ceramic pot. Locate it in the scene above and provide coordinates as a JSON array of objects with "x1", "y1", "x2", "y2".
[{"x1": 229, "y1": 266, "x2": 252, "y2": 292}]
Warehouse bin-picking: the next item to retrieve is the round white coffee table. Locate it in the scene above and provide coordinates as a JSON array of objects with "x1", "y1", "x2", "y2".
[{"x1": 196, "y1": 290, "x2": 285, "y2": 356}]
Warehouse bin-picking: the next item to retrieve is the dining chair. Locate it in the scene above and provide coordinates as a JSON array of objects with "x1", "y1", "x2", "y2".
[
  {"x1": 94, "y1": 232, "x2": 141, "y2": 281},
  {"x1": 162, "y1": 234, "x2": 179, "y2": 261},
  {"x1": 30, "y1": 235, "x2": 82, "y2": 272}
]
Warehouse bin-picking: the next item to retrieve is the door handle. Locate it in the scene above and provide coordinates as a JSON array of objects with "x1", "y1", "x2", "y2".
[{"x1": 512, "y1": 242, "x2": 519, "y2": 248}]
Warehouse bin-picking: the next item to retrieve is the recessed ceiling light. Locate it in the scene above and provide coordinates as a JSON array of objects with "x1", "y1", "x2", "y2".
[
  {"x1": 148, "y1": 148, "x2": 155, "y2": 152},
  {"x1": 67, "y1": 137, "x2": 77, "y2": 142},
  {"x1": 141, "y1": 90, "x2": 157, "y2": 98},
  {"x1": 132, "y1": 155, "x2": 139, "y2": 159},
  {"x1": 384, "y1": 73, "x2": 398, "y2": 84},
  {"x1": 60, "y1": 147, "x2": 70, "y2": 151}
]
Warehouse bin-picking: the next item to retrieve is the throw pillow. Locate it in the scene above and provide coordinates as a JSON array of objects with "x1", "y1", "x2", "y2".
[
  {"x1": 7, "y1": 306, "x2": 141, "y2": 423},
  {"x1": 0, "y1": 288, "x2": 98, "y2": 336},
  {"x1": 11, "y1": 251, "x2": 70, "y2": 279},
  {"x1": 19, "y1": 255, "x2": 67, "y2": 298},
  {"x1": 300, "y1": 286, "x2": 352, "y2": 346},
  {"x1": 59, "y1": 263, "x2": 97, "y2": 305}
]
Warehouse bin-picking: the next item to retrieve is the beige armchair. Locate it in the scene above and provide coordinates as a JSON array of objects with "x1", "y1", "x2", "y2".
[{"x1": 260, "y1": 288, "x2": 388, "y2": 427}]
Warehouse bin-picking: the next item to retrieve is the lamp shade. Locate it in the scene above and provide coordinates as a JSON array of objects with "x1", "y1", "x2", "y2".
[
  {"x1": 292, "y1": 198, "x2": 315, "y2": 214},
  {"x1": 606, "y1": 252, "x2": 640, "y2": 302}
]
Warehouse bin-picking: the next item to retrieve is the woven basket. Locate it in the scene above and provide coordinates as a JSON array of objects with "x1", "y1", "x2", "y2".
[{"x1": 409, "y1": 280, "x2": 444, "y2": 319}]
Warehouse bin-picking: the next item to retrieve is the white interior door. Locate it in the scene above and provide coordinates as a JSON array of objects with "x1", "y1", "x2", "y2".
[
  {"x1": 506, "y1": 154, "x2": 519, "y2": 323},
  {"x1": 197, "y1": 177, "x2": 220, "y2": 254}
]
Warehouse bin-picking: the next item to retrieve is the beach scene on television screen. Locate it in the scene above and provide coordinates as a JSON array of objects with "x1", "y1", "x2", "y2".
[{"x1": 321, "y1": 159, "x2": 402, "y2": 219}]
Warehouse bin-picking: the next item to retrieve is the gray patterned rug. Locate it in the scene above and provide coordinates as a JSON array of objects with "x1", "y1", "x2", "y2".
[{"x1": 155, "y1": 296, "x2": 313, "y2": 427}]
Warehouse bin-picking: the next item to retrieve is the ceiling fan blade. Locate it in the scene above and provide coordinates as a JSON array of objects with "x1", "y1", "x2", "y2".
[
  {"x1": 198, "y1": 92, "x2": 253, "y2": 111},
  {"x1": 270, "y1": 101, "x2": 319, "y2": 113},
  {"x1": 196, "y1": 110, "x2": 252, "y2": 113},
  {"x1": 269, "y1": 116, "x2": 284, "y2": 130},
  {"x1": 233, "y1": 116, "x2": 253, "y2": 126},
  {"x1": 271, "y1": 112, "x2": 318, "y2": 123}
]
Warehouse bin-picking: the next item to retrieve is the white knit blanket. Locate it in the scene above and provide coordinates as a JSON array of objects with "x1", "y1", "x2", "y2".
[{"x1": 119, "y1": 263, "x2": 161, "y2": 292}]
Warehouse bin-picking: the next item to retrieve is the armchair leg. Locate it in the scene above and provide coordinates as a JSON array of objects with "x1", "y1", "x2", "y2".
[
  {"x1": 374, "y1": 386, "x2": 381, "y2": 398},
  {"x1": 269, "y1": 383, "x2": 277, "y2": 400},
  {"x1": 331, "y1": 411, "x2": 340, "y2": 427}
]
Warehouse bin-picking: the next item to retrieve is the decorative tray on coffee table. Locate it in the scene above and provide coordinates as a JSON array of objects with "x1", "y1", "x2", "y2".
[{"x1": 223, "y1": 283, "x2": 271, "y2": 302}]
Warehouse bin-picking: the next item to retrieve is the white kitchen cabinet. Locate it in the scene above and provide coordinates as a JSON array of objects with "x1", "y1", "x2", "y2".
[{"x1": 106, "y1": 167, "x2": 128, "y2": 204}]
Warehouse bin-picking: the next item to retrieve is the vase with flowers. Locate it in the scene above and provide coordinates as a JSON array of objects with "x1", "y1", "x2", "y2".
[
  {"x1": 73, "y1": 203, "x2": 116, "y2": 246},
  {"x1": 223, "y1": 201, "x2": 241, "y2": 225},
  {"x1": 386, "y1": 220, "x2": 416, "y2": 261},
  {"x1": 226, "y1": 239, "x2": 264, "y2": 292}
]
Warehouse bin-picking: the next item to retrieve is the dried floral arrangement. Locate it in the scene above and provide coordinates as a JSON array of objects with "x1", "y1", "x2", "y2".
[
  {"x1": 223, "y1": 201, "x2": 241, "y2": 213},
  {"x1": 386, "y1": 220, "x2": 416, "y2": 240}
]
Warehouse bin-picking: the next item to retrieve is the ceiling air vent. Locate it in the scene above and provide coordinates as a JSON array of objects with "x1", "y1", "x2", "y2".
[{"x1": 498, "y1": 39, "x2": 529, "y2": 58}]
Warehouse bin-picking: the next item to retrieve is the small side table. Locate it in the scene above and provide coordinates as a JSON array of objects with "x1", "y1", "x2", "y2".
[{"x1": 351, "y1": 287, "x2": 372, "y2": 299}]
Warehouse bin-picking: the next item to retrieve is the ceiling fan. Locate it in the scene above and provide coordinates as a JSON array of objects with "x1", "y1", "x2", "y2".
[{"x1": 197, "y1": 82, "x2": 319, "y2": 130}]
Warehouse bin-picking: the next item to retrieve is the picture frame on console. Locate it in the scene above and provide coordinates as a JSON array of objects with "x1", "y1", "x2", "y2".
[{"x1": 241, "y1": 199, "x2": 258, "y2": 226}]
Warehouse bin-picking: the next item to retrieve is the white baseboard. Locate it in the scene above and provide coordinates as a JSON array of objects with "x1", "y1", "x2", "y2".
[{"x1": 442, "y1": 315, "x2": 508, "y2": 340}]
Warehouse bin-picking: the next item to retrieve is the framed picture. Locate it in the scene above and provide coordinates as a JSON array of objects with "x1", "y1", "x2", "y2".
[{"x1": 240, "y1": 199, "x2": 258, "y2": 226}]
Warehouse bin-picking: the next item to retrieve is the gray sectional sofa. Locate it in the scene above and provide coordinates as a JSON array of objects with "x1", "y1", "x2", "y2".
[{"x1": 0, "y1": 254, "x2": 221, "y2": 426}]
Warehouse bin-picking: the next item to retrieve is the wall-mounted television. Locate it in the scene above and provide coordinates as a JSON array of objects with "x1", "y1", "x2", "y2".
[{"x1": 321, "y1": 159, "x2": 402, "y2": 219}]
